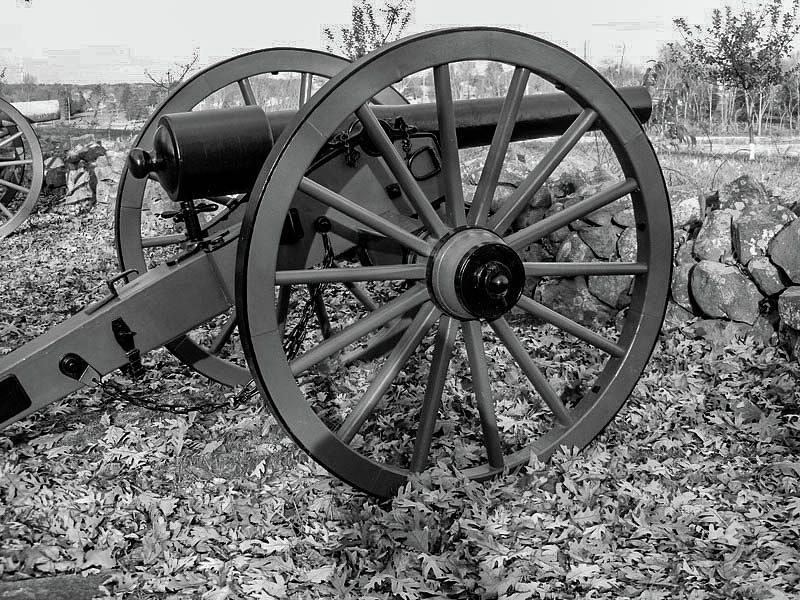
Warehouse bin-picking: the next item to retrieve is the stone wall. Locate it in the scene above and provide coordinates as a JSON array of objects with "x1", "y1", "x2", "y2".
[
  {"x1": 671, "y1": 174, "x2": 800, "y2": 353},
  {"x1": 482, "y1": 165, "x2": 800, "y2": 354}
]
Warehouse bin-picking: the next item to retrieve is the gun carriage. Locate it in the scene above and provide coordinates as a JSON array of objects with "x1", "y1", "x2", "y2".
[
  {"x1": 0, "y1": 29, "x2": 671, "y2": 498},
  {"x1": 0, "y1": 97, "x2": 45, "y2": 239}
]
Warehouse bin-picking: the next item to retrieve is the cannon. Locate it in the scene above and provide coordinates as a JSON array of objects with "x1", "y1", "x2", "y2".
[
  {"x1": 0, "y1": 29, "x2": 671, "y2": 497},
  {"x1": 0, "y1": 97, "x2": 45, "y2": 239}
]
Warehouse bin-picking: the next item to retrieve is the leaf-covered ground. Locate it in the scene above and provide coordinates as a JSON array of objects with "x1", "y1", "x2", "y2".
[{"x1": 1, "y1": 170, "x2": 800, "y2": 599}]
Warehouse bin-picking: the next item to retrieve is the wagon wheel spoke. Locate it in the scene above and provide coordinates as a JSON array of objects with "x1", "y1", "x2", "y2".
[
  {"x1": 489, "y1": 317, "x2": 573, "y2": 425},
  {"x1": 298, "y1": 177, "x2": 433, "y2": 256},
  {"x1": 337, "y1": 303, "x2": 440, "y2": 443},
  {"x1": 310, "y1": 287, "x2": 333, "y2": 339},
  {"x1": 523, "y1": 261, "x2": 647, "y2": 277},
  {"x1": 0, "y1": 201, "x2": 14, "y2": 219},
  {"x1": 0, "y1": 159, "x2": 33, "y2": 167},
  {"x1": 340, "y1": 309, "x2": 416, "y2": 366},
  {"x1": 290, "y1": 285, "x2": 428, "y2": 376},
  {"x1": 356, "y1": 104, "x2": 449, "y2": 239},
  {"x1": 489, "y1": 108, "x2": 598, "y2": 234},
  {"x1": 0, "y1": 131, "x2": 23, "y2": 149},
  {"x1": 140, "y1": 233, "x2": 187, "y2": 248},
  {"x1": 462, "y1": 320, "x2": 504, "y2": 468},
  {"x1": 505, "y1": 178, "x2": 639, "y2": 249},
  {"x1": 275, "y1": 264, "x2": 426, "y2": 284},
  {"x1": 433, "y1": 64, "x2": 466, "y2": 228},
  {"x1": 410, "y1": 315, "x2": 457, "y2": 471},
  {"x1": 299, "y1": 73, "x2": 313, "y2": 107},
  {"x1": 516, "y1": 295, "x2": 625, "y2": 357},
  {"x1": 468, "y1": 67, "x2": 530, "y2": 226},
  {"x1": 0, "y1": 177, "x2": 30, "y2": 195},
  {"x1": 238, "y1": 78, "x2": 257, "y2": 106},
  {"x1": 342, "y1": 279, "x2": 379, "y2": 311}
]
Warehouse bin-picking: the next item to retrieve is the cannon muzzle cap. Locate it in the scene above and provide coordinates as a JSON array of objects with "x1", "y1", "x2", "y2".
[{"x1": 128, "y1": 148, "x2": 160, "y2": 179}]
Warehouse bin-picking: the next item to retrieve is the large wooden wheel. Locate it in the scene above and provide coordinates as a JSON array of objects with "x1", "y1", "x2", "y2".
[
  {"x1": 238, "y1": 28, "x2": 672, "y2": 497},
  {"x1": 0, "y1": 98, "x2": 44, "y2": 240},
  {"x1": 115, "y1": 48, "x2": 406, "y2": 386}
]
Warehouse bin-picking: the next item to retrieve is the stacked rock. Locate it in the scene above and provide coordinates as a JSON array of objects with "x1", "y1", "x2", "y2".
[{"x1": 477, "y1": 163, "x2": 800, "y2": 355}]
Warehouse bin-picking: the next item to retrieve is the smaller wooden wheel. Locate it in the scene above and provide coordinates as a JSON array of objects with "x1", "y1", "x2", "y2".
[
  {"x1": 115, "y1": 48, "x2": 406, "y2": 386},
  {"x1": 0, "y1": 98, "x2": 44, "y2": 239},
  {"x1": 238, "y1": 28, "x2": 672, "y2": 497}
]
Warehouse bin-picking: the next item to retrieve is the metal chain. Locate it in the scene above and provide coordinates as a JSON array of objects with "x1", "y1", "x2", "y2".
[
  {"x1": 329, "y1": 123, "x2": 361, "y2": 168},
  {"x1": 282, "y1": 230, "x2": 335, "y2": 360},
  {"x1": 394, "y1": 117, "x2": 413, "y2": 157},
  {"x1": 96, "y1": 377, "x2": 259, "y2": 415}
]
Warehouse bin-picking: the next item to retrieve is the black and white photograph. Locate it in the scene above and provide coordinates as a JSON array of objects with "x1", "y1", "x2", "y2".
[{"x1": 1, "y1": 0, "x2": 798, "y2": 597}]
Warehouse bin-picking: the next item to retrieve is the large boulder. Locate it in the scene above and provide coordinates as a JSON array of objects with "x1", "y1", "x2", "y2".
[
  {"x1": 675, "y1": 239, "x2": 695, "y2": 266},
  {"x1": 555, "y1": 232, "x2": 595, "y2": 262},
  {"x1": 617, "y1": 226, "x2": 637, "y2": 262},
  {"x1": 718, "y1": 175, "x2": 769, "y2": 211},
  {"x1": 43, "y1": 155, "x2": 66, "y2": 188},
  {"x1": 551, "y1": 169, "x2": 590, "y2": 199},
  {"x1": 66, "y1": 140, "x2": 106, "y2": 165},
  {"x1": 779, "y1": 322, "x2": 800, "y2": 359},
  {"x1": 588, "y1": 274, "x2": 632, "y2": 308},
  {"x1": 512, "y1": 205, "x2": 547, "y2": 231},
  {"x1": 768, "y1": 219, "x2": 800, "y2": 283},
  {"x1": 671, "y1": 263, "x2": 695, "y2": 313},
  {"x1": 693, "y1": 209, "x2": 733, "y2": 262},
  {"x1": 578, "y1": 224, "x2": 622, "y2": 259},
  {"x1": 543, "y1": 201, "x2": 570, "y2": 248},
  {"x1": 63, "y1": 165, "x2": 96, "y2": 205},
  {"x1": 732, "y1": 204, "x2": 795, "y2": 264},
  {"x1": 518, "y1": 242, "x2": 552, "y2": 300},
  {"x1": 575, "y1": 183, "x2": 630, "y2": 228},
  {"x1": 518, "y1": 242, "x2": 552, "y2": 263},
  {"x1": 534, "y1": 277, "x2": 616, "y2": 328},
  {"x1": 490, "y1": 182, "x2": 516, "y2": 214},
  {"x1": 612, "y1": 206, "x2": 635, "y2": 228},
  {"x1": 671, "y1": 193, "x2": 702, "y2": 229},
  {"x1": 747, "y1": 257, "x2": 785, "y2": 297},
  {"x1": 778, "y1": 286, "x2": 800, "y2": 329},
  {"x1": 690, "y1": 260, "x2": 762, "y2": 324}
]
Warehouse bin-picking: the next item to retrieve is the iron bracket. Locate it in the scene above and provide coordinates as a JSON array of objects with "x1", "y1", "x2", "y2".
[
  {"x1": 85, "y1": 269, "x2": 139, "y2": 315},
  {"x1": 111, "y1": 318, "x2": 144, "y2": 379}
]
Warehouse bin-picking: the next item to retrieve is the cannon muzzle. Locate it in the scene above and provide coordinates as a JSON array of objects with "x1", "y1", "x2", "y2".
[{"x1": 130, "y1": 86, "x2": 652, "y2": 202}]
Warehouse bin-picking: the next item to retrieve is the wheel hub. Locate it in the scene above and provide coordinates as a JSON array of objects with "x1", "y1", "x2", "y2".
[{"x1": 428, "y1": 227, "x2": 524, "y2": 320}]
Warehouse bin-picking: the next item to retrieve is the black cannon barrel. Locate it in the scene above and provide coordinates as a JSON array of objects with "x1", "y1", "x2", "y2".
[
  {"x1": 129, "y1": 86, "x2": 651, "y2": 201},
  {"x1": 128, "y1": 105, "x2": 272, "y2": 202}
]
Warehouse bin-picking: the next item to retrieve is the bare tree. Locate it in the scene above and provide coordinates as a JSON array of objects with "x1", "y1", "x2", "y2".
[
  {"x1": 323, "y1": 0, "x2": 414, "y2": 60},
  {"x1": 145, "y1": 48, "x2": 200, "y2": 96}
]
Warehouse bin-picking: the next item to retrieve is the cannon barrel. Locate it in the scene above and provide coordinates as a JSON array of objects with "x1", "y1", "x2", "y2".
[{"x1": 129, "y1": 86, "x2": 652, "y2": 202}]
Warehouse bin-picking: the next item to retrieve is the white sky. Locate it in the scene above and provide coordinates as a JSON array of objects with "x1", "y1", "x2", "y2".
[{"x1": 0, "y1": 0, "x2": 763, "y2": 83}]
